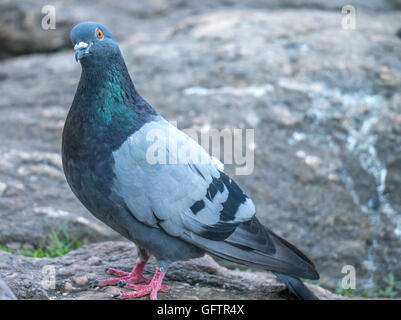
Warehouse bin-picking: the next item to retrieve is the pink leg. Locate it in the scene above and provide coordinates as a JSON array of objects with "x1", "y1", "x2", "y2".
[
  {"x1": 114, "y1": 268, "x2": 168, "y2": 300},
  {"x1": 92, "y1": 257, "x2": 151, "y2": 288}
]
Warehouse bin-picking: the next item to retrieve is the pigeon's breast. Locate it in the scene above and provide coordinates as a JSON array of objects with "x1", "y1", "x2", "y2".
[{"x1": 62, "y1": 107, "x2": 121, "y2": 221}]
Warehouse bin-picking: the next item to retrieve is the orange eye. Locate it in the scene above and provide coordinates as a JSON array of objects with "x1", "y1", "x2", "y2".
[{"x1": 96, "y1": 29, "x2": 103, "y2": 39}]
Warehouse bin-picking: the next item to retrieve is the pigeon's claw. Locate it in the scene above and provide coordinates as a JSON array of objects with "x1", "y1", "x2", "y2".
[
  {"x1": 117, "y1": 280, "x2": 128, "y2": 288},
  {"x1": 92, "y1": 261, "x2": 150, "y2": 288},
  {"x1": 124, "y1": 282, "x2": 168, "y2": 292},
  {"x1": 93, "y1": 277, "x2": 123, "y2": 287},
  {"x1": 115, "y1": 268, "x2": 167, "y2": 300},
  {"x1": 106, "y1": 268, "x2": 130, "y2": 277}
]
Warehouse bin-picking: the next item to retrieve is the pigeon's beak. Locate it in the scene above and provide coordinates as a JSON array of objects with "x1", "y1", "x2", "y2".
[{"x1": 74, "y1": 42, "x2": 91, "y2": 62}]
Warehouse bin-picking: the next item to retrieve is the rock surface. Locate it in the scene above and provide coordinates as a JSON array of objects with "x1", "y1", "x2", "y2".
[
  {"x1": 0, "y1": 0, "x2": 400, "y2": 295},
  {"x1": 0, "y1": 277, "x2": 16, "y2": 300},
  {"x1": 2, "y1": 0, "x2": 401, "y2": 57},
  {"x1": 0, "y1": 241, "x2": 338, "y2": 300}
]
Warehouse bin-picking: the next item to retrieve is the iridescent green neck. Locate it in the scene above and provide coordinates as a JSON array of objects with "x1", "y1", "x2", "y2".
[
  {"x1": 69, "y1": 54, "x2": 157, "y2": 150},
  {"x1": 75, "y1": 54, "x2": 136, "y2": 122}
]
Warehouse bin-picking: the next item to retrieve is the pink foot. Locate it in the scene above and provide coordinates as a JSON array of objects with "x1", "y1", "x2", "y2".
[
  {"x1": 91, "y1": 260, "x2": 150, "y2": 288},
  {"x1": 114, "y1": 268, "x2": 168, "y2": 300}
]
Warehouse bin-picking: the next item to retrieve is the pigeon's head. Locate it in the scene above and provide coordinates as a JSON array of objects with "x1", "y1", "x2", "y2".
[{"x1": 71, "y1": 22, "x2": 119, "y2": 66}]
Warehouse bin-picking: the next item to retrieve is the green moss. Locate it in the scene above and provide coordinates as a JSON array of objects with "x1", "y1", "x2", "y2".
[
  {"x1": 336, "y1": 273, "x2": 401, "y2": 298},
  {"x1": 0, "y1": 245, "x2": 13, "y2": 253},
  {"x1": 0, "y1": 229, "x2": 82, "y2": 258}
]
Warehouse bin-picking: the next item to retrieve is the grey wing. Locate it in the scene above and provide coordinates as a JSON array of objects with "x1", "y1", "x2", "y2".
[
  {"x1": 111, "y1": 116, "x2": 256, "y2": 241},
  {"x1": 112, "y1": 116, "x2": 319, "y2": 281}
]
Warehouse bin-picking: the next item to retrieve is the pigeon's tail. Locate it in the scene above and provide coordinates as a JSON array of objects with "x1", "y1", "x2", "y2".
[
  {"x1": 184, "y1": 216, "x2": 319, "y2": 300},
  {"x1": 273, "y1": 272, "x2": 319, "y2": 300}
]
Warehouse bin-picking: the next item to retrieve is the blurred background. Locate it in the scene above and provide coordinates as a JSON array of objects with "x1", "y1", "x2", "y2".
[{"x1": 0, "y1": 0, "x2": 401, "y2": 298}]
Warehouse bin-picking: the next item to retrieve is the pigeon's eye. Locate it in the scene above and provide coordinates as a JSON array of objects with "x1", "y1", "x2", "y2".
[{"x1": 96, "y1": 28, "x2": 104, "y2": 39}]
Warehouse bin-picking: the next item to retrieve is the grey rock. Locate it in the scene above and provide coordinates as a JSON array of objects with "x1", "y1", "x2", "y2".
[
  {"x1": 0, "y1": 277, "x2": 17, "y2": 300},
  {"x1": 0, "y1": 241, "x2": 338, "y2": 300},
  {"x1": 2, "y1": 0, "x2": 400, "y2": 57},
  {"x1": 0, "y1": 0, "x2": 75, "y2": 57}
]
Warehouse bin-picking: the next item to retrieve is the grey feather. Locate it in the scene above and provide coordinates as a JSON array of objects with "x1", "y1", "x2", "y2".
[{"x1": 111, "y1": 116, "x2": 255, "y2": 239}]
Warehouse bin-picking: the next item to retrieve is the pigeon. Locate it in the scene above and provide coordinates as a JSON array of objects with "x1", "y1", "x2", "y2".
[
  {"x1": 397, "y1": 27, "x2": 401, "y2": 39},
  {"x1": 62, "y1": 21, "x2": 320, "y2": 300}
]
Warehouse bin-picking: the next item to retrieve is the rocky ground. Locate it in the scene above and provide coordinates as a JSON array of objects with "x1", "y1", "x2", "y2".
[
  {"x1": 0, "y1": 0, "x2": 401, "y2": 299},
  {"x1": 0, "y1": 241, "x2": 338, "y2": 300}
]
